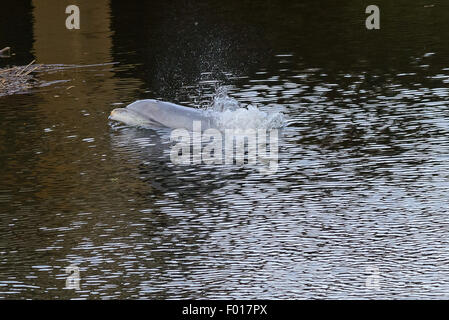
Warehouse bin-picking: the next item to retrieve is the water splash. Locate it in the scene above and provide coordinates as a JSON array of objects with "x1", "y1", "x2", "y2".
[
  {"x1": 210, "y1": 86, "x2": 240, "y2": 112},
  {"x1": 207, "y1": 86, "x2": 285, "y2": 130}
]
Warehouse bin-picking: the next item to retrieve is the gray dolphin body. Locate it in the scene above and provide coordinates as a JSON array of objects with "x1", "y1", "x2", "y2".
[{"x1": 109, "y1": 99, "x2": 216, "y2": 131}]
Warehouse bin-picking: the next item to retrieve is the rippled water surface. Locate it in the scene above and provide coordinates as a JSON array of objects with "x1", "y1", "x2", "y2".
[{"x1": 1, "y1": 0, "x2": 449, "y2": 299}]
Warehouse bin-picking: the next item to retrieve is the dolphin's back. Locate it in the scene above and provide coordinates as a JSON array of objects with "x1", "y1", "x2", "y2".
[{"x1": 127, "y1": 99, "x2": 214, "y2": 130}]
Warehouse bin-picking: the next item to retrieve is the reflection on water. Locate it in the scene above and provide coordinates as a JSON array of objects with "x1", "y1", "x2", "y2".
[{"x1": 1, "y1": 0, "x2": 449, "y2": 299}]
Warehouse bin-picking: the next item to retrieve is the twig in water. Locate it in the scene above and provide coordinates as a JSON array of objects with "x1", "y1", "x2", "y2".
[{"x1": 16, "y1": 59, "x2": 36, "y2": 76}]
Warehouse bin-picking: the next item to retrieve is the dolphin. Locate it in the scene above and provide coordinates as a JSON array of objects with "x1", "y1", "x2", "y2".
[{"x1": 109, "y1": 99, "x2": 216, "y2": 131}]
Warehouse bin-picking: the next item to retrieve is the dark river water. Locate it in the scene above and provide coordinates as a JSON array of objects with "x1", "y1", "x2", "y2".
[{"x1": 1, "y1": 0, "x2": 449, "y2": 299}]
